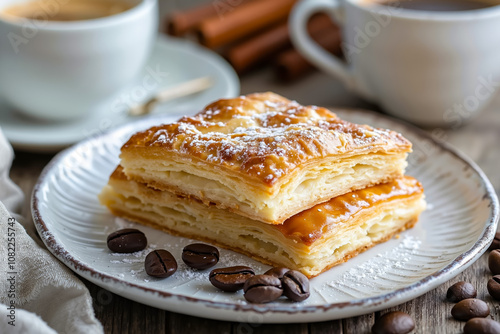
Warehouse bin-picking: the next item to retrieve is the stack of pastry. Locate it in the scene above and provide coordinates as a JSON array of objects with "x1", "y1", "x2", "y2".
[{"x1": 99, "y1": 92, "x2": 425, "y2": 278}]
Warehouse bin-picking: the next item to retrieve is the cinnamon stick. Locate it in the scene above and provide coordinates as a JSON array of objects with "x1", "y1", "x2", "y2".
[
  {"x1": 227, "y1": 21, "x2": 289, "y2": 74},
  {"x1": 197, "y1": 0, "x2": 297, "y2": 49},
  {"x1": 227, "y1": 14, "x2": 335, "y2": 74},
  {"x1": 166, "y1": 0, "x2": 252, "y2": 36},
  {"x1": 167, "y1": 3, "x2": 220, "y2": 36},
  {"x1": 275, "y1": 27, "x2": 342, "y2": 81}
]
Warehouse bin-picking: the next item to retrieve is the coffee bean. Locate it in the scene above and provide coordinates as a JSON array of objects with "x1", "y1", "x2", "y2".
[
  {"x1": 371, "y1": 311, "x2": 415, "y2": 334},
  {"x1": 243, "y1": 275, "x2": 283, "y2": 303},
  {"x1": 264, "y1": 267, "x2": 290, "y2": 279},
  {"x1": 464, "y1": 318, "x2": 500, "y2": 334},
  {"x1": 488, "y1": 232, "x2": 500, "y2": 251},
  {"x1": 487, "y1": 276, "x2": 500, "y2": 300},
  {"x1": 107, "y1": 228, "x2": 147, "y2": 253},
  {"x1": 145, "y1": 249, "x2": 177, "y2": 278},
  {"x1": 489, "y1": 250, "x2": 500, "y2": 275},
  {"x1": 446, "y1": 281, "x2": 477, "y2": 302},
  {"x1": 451, "y1": 298, "x2": 490, "y2": 321},
  {"x1": 209, "y1": 266, "x2": 255, "y2": 292},
  {"x1": 182, "y1": 243, "x2": 219, "y2": 270},
  {"x1": 281, "y1": 270, "x2": 310, "y2": 302}
]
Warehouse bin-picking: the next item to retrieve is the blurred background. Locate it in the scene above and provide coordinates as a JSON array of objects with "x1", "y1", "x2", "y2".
[{"x1": 157, "y1": 0, "x2": 370, "y2": 108}]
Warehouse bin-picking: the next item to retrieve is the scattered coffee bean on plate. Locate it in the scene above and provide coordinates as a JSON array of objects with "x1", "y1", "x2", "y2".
[
  {"x1": 243, "y1": 275, "x2": 283, "y2": 303},
  {"x1": 487, "y1": 275, "x2": 500, "y2": 300},
  {"x1": 488, "y1": 232, "x2": 500, "y2": 251},
  {"x1": 446, "y1": 281, "x2": 477, "y2": 302},
  {"x1": 451, "y1": 298, "x2": 490, "y2": 321},
  {"x1": 209, "y1": 266, "x2": 255, "y2": 292},
  {"x1": 489, "y1": 250, "x2": 500, "y2": 275},
  {"x1": 371, "y1": 311, "x2": 415, "y2": 334},
  {"x1": 107, "y1": 228, "x2": 147, "y2": 253},
  {"x1": 182, "y1": 243, "x2": 219, "y2": 270},
  {"x1": 145, "y1": 249, "x2": 177, "y2": 278},
  {"x1": 464, "y1": 318, "x2": 500, "y2": 334},
  {"x1": 264, "y1": 267, "x2": 290, "y2": 279},
  {"x1": 282, "y1": 270, "x2": 310, "y2": 302}
]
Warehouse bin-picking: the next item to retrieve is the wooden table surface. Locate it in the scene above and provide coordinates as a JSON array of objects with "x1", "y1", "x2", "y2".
[{"x1": 8, "y1": 63, "x2": 500, "y2": 333}]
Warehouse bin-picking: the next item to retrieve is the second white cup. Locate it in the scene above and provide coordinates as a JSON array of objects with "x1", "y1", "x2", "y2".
[{"x1": 290, "y1": 0, "x2": 500, "y2": 127}]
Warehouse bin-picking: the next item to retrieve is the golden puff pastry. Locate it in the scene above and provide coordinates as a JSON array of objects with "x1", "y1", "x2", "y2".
[
  {"x1": 119, "y1": 92, "x2": 412, "y2": 225},
  {"x1": 99, "y1": 167, "x2": 425, "y2": 278}
]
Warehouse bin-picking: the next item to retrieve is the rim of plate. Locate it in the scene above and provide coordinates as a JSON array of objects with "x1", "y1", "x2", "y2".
[{"x1": 32, "y1": 109, "x2": 499, "y2": 316}]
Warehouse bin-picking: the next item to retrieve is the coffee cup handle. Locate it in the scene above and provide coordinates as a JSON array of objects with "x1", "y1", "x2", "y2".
[{"x1": 290, "y1": 0, "x2": 365, "y2": 96}]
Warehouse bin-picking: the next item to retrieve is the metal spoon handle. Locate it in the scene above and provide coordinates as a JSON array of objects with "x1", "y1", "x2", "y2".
[{"x1": 129, "y1": 76, "x2": 214, "y2": 116}]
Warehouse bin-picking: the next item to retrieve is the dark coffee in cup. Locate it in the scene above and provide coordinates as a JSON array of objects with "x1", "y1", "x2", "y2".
[
  {"x1": 376, "y1": 0, "x2": 498, "y2": 11},
  {"x1": 1, "y1": 0, "x2": 135, "y2": 22}
]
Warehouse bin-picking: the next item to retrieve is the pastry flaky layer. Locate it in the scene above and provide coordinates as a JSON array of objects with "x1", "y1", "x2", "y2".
[
  {"x1": 119, "y1": 92, "x2": 412, "y2": 224},
  {"x1": 99, "y1": 167, "x2": 426, "y2": 278}
]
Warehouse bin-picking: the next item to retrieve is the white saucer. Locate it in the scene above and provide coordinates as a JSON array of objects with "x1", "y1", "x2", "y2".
[{"x1": 0, "y1": 36, "x2": 240, "y2": 153}]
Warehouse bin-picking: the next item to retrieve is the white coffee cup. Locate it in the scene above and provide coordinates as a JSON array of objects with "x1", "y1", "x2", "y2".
[
  {"x1": 290, "y1": 0, "x2": 500, "y2": 127},
  {"x1": 0, "y1": 0, "x2": 158, "y2": 121}
]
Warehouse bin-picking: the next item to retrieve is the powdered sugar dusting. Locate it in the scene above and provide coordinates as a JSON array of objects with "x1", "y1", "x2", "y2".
[
  {"x1": 113, "y1": 217, "x2": 134, "y2": 229},
  {"x1": 172, "y1": 248, "x2": 268, "y2": 283},
  {"x1": 109, "y1": 243, "x2": 158, "y2": 262},
  {"x1": 124, "y1": 93, "x2": 409, "y2": 184},
  {"x1": 322, "y1": 236, "x2": 423, "y2": 298}
]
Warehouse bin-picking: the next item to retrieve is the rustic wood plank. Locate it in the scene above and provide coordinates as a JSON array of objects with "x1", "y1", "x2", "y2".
[
  {"x1": 84, "y1": 282, "x2": 132, "y2": 334},
  {"x1": 82, "y1": 279, "x2": 167, "y2": 334},
  {"x1": 244, "y1": 323, "x2": 308, "y2": 334},
  {"x1": 167, "y1": 312, "x2": 231, "y2": 334},
  {"x1": 309, "y1": 320, "x2": 343, "y2": 334},
  {"x1": 129, "y1": 296, "x2": 167, "y2": 334},
  {"x1": 9, "y1": 151, "x2": 54, "y2": 217},
  {"x1": 341, "y1": 313, "x2": 375, "y2": 334}
]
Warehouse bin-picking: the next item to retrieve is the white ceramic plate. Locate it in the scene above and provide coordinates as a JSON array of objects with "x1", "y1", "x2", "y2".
[
  {"x1": 32, "y1": 109, "x2": 499, "y2": 323},
  {"x1": 0, "y1": 36, "x2": 239, "y2": 152}
]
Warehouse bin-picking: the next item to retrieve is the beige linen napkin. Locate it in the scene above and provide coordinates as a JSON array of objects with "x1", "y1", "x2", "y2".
[{"x1": 0, "y1": 128, "x2": 104, "y2": 334}]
